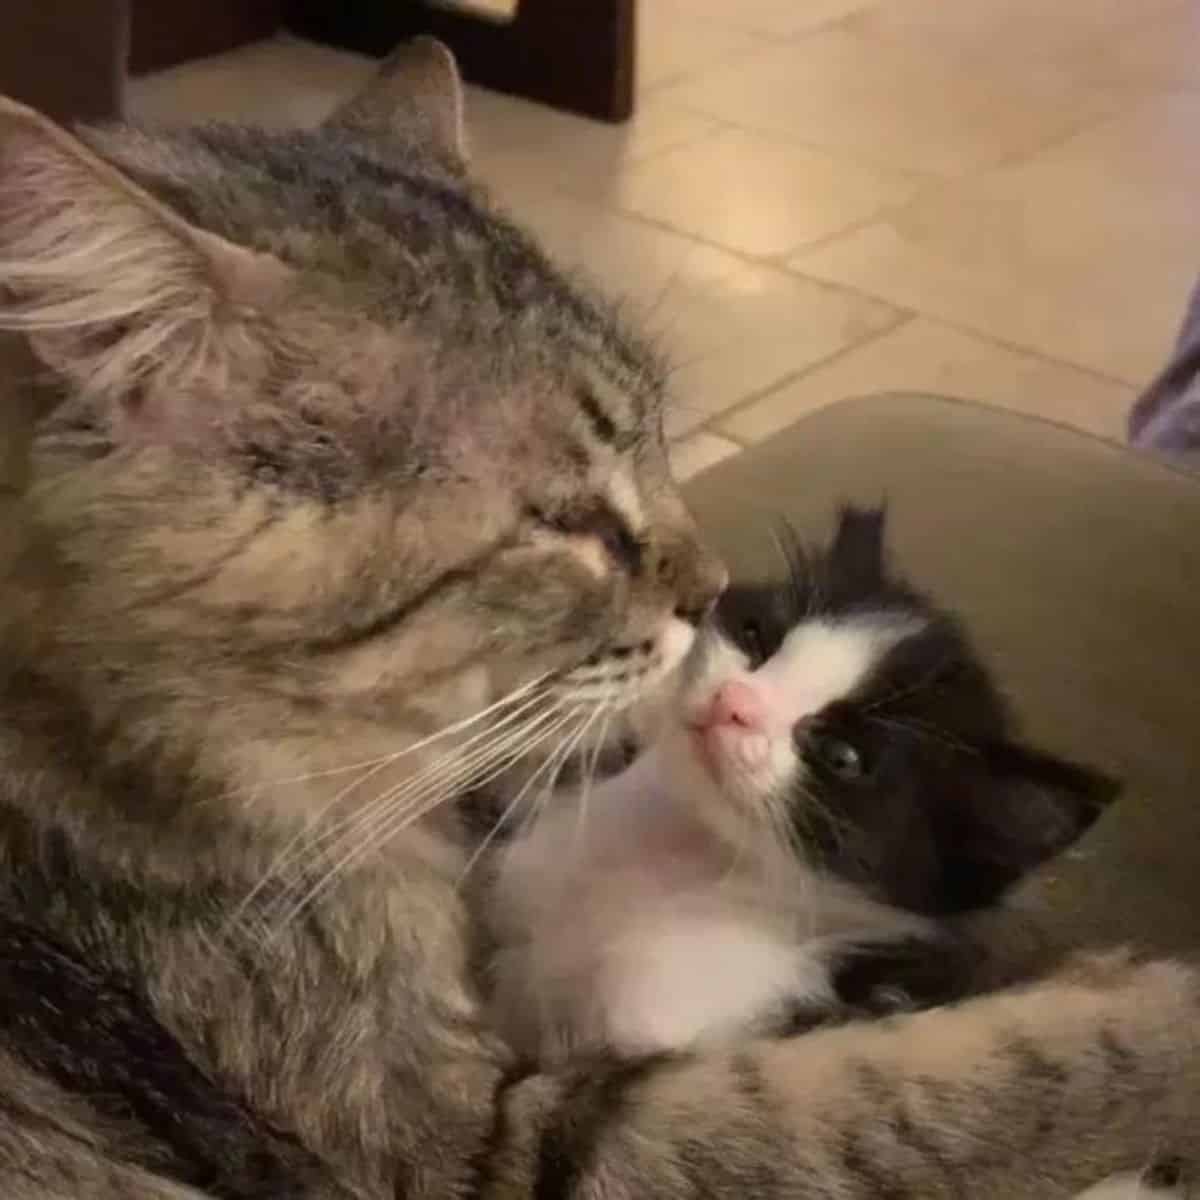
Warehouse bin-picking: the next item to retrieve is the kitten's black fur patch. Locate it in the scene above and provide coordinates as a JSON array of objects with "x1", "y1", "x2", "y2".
[
  {"x1": 716, "y1": 505, "x2": 1117, "y2": 920},
  {"x1": 829, "y1": 933, "x2": 983, "y2": 1015}
]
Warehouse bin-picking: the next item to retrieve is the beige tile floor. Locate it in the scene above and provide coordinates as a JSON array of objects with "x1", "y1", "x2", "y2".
[{"x1": 128, "y1": 0, "x2": 1200, "y2": 480}]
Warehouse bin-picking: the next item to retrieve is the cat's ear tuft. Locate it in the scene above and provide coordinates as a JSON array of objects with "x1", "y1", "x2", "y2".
[
  {"x1": 323, "y1": 37, "x2": 466, "y2": 162},
  {"x1": 0, "y1": 97, "x2": 291, "y2": 422},
  {"x1": 944, "y1": 741, "x2": 1119, "y2": 909},
  {"x1": 830, "y1": 503, "x2": 888, "y2": 589}
]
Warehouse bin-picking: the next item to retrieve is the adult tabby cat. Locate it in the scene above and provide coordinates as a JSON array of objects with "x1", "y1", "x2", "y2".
[{"x1": 0, "y1": 37, "x2": 1196, "y2": 1200}]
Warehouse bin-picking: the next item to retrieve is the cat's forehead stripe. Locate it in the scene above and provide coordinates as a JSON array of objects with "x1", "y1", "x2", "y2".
[
  {"x1": 761, "y1": 616, "x2": 923, "y2": 723},
  {"x1": 575, "y1": 359, "x2": 643, "y2": 450}
]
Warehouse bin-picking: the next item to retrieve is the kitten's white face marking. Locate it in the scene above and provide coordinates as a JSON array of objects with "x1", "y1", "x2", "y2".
[
  {"x1": 672, "y1": 615, "x2": 919, "y2": 806},
  {"x1": 758, "y1": 619, "x2": 911, "y2": 726}
]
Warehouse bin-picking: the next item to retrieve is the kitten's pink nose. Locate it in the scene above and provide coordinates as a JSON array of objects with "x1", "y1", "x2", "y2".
[{"x1": 703, "y1": 679, "x2": 766, "y2": 733}]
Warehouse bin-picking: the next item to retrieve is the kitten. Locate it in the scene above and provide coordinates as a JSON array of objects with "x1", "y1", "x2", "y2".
[{"x1": 488, "y1": 506, "x2": 1116, "y2": 1063}]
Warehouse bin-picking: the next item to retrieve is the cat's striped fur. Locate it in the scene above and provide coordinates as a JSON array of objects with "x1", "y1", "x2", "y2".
[{"x1": 0, "y1": 39, "x2": 1196, "y2": 1200}]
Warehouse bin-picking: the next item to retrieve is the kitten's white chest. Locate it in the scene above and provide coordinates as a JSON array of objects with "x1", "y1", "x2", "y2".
[
  {"x1": 595, "y1": 909, "x2": 829, "y2": 1056},
  {"x1": 487, "y1": 752, "x2": 836, "y2": 1060}
]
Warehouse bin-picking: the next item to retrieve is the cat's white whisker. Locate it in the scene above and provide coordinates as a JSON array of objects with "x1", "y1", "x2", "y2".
[
  {"x1": 231, "y1": 673, "x2": 552, "y2": 805},
  {"x1": 254, "y1": 687, "x2": 558, "y2": 897},
  {"x1": 571, "y1": 703, "x2": 614, "y2": 850},
  {"x1": 236, "y1": 720, "x2": 568, "y2": 952},
  {"x1": 272, "y1": 704, "x2": 587, "y2": 931},
  {"x1": 513, "y1": 714, "x2": 587, "y2": 843},
  {"x1": 358, "y1": 703, "x2": 575, "y2": 845},
  {"x1": 456, "y1": 706, "x2": 592, "y2": 887},
  {"x1": 266, "y1": 699, "x2": 579, "y2": 914},
  {"x1": 500, "y1": 706, "x2": 598, "y2": 845},
  {"x1": 324, "y1": 697, "x2": 573, "y2": 854},
  {"x1": 229, "y1": 677, "x2": 556, "y2": 933}
]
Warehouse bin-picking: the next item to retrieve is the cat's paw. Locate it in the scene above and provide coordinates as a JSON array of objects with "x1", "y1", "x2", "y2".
[
  {"x1": 1053, "y1": 948, "x2": 1142, "y2": 989},
  {"x1": 1051, "y1": 949, "x2": 1199, "y2": 1002}
]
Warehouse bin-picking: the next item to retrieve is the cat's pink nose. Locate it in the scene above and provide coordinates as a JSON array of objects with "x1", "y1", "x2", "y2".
[{"x1": 703, "y1": 679, "x2": 766, "y2": 732}]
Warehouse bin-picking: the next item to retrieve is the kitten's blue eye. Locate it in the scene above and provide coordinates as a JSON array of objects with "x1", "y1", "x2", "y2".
[{"x1": 808, "y1": 734, "x2": 865, "y2": 780}]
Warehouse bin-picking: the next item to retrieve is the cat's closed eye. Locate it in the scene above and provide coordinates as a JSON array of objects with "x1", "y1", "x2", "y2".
[{"x1": 527, "y1": 501, "x2": 642, "y2": 571}]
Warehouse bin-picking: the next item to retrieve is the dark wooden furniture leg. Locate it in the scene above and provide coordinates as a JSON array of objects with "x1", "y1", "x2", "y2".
[
  {"x1": 128, "y1": 0, "x2": 285, "y2": 74},
  {"x1": 286, "y1": 0, "x2": 635, "y2": 123},
  {"x1": 2, "y1": 0, "x2": 129, "y2": 123}
]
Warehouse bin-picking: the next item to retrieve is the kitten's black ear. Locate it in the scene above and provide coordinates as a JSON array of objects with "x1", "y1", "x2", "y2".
[
  {"x1": 830, "y1": 504, "x2": 888, "y2": 590},
  {"x1": 944, "y1": 742, "x2": 1119, "y2": 909},
  {"x1": 323, "y1": 37, "x2": 467, "y2": 162}
]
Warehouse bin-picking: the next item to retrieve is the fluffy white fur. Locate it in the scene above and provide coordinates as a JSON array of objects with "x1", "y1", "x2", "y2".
[
  {"x1": 486, "y1": 617, "x2": 926, "y2": 1063},
  {"x1": 1073, "y1": 1174, "x2": 1186, "y2": 1199}
]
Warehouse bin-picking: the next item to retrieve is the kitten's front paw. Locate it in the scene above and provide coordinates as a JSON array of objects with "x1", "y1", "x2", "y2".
[
  {"x1": 830, "y1": 933, "x2": 983, "y2": 1015},
  {"x1": 860, "y1": 983, "x2": 918, "y2": 1015}
]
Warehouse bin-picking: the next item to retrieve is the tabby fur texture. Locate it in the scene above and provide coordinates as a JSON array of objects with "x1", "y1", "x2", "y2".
[{"x1": 0, "y1": 38, "x2": 1196, "y2": 1200}]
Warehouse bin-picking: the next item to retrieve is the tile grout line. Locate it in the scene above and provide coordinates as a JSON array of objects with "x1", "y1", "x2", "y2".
[
  {"x1": 637, "y1": 36, "x2": 773, "y2": 101},
  {"x1": 655, "y1": 96, "x2": 962, "y2": 183},
  {"x1": 494, "y1": 166, "x2": 1144, "y2": 412},
  {"x1": 773, "y1": 252, "x2": 1149, "y2": 390},
  {"x1": 526, "y1": 179, "x2": 919, "y2": 326},
  {"x1": 970, "y1": 89, "x2": 1152, "y2": 177},
  {"x1": 773, "y1": 188, "x2": 937, "y2": 263},
  {"x1": 680, "y1": 310, "x2": 919, "y2": 443},
  {"x1": 649, "y1": 20, "x2": 1154, "y2": 184},
  {"x1": 902, "y1": 314, "x2": 1147, "y2": 391}
]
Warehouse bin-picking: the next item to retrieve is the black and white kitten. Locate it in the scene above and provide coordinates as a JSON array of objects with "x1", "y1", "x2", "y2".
[{"x1": 486, "y1": 507, "x2": 1117, "y2": 1065}]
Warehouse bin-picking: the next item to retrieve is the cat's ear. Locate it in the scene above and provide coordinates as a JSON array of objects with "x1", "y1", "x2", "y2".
[
  {"x1": 0, "y1": 97, "x2": 291, "y2": 425},
  {"x1": 830, "y1": 503, "x2": 888, "y2": 590},
  {"x1": 945, "y1": 742, "x2": 1119, "y2": 908},
  {"x1": 323, "y1": 37, "x2": 466, "y2": 162}
]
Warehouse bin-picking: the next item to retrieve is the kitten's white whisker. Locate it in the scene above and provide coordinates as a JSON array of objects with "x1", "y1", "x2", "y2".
[{"x1": 867, "y1": 713, "x2": 974, "y2": 756}]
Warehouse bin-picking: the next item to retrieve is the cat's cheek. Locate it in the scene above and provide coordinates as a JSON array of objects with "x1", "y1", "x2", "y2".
[{"x1": 321, "y1": 623, "x2": 489, "y2": 695}]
